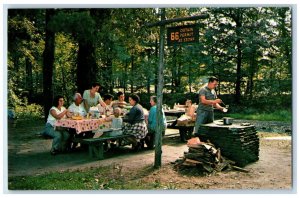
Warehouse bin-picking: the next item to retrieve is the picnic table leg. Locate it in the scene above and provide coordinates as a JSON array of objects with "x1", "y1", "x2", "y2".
[
  {"x1": 179, "y1": 128, "x2": 187, "y2": 142},
  {"x1": 88, "y1": 143, "x2": 104, "y2": 159},
  {"x1": 96, "y1": 143, "x2": 104, "y2": 160},
  {"x1": 88, "y1": 145, "x2": 94, "y2": 158},
  {"x1": 179, "y1": 127, "x2": 193, "y2": 142}
]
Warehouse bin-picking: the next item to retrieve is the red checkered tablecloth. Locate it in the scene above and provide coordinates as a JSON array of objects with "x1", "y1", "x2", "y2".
[{"x1": 55, "y1": 118, "x2": 111, "y2": 134}]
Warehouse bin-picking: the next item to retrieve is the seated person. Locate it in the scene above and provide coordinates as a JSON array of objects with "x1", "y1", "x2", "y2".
[
  {"x1": 68, "y1": 93, "x2": 93, "y2": 150},
  {"x1": 102, "y1": 108, "x2": 123, "y2": 148},
  {"x1": 185, "y1": 99, "x2": 196, "y2": 120},
  {"x1": 42, "y1": 95, "x2": 71, "y2": 155},
  {"x1": 122, "y1": 94, "x2": 148, "y2": 151},
  {"x1": 112, "y1": 91, "x2": 127, "y2": 109},
  {"x1": 68, "y1": 93, "x2": 87, "y2": 117},
  {"x1": 177, "y1": 99, "x2": 196, "y2": 126},
  {"x1": 97, "y1": 94, "x2": 114, "y2": 116},
  {"x1": 147, "y1": 96, "x2": 167, "y2": 148},
  {"x1": 112, "y1": 107, "x2": 123, "y2": 129}
]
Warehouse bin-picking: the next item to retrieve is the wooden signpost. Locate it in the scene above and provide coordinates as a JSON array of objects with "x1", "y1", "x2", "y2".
[{"x1": 146, "y1": 10, "x2": 209, "y2": 168}]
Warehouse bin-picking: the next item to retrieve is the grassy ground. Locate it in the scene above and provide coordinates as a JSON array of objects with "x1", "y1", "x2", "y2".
[
  {"x1": 8, "y1": 131, "x2": 289, "y2": 190},
  {"x1": 8, "y1": 165, "x2": 168, "y2": 190},
  {"x1": 7, "y1": 108, "x2": 292, "y2": 190},
  {"x1": 226, "y1": 109, "x2": 291, "y2": 122}
]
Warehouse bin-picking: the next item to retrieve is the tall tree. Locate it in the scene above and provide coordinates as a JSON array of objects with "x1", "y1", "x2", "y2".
[
  {"x1": 8, "y1": 9, "x2": 45, "y2": 105},
  {"x1": 48, "y1": 9, "x2": 110, "y2": 94},
  {"x1": 42, "y1": 9, "x2": 56, "y2": 120}
]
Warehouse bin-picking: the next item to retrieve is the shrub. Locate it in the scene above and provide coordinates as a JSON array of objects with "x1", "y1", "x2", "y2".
[{"x1": 14, "y1": 103, "x2": 44, "y2": 120}]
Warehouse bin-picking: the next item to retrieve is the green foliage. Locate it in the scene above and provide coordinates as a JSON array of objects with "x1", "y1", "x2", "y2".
[
  {"x1": 8, "y1": 165, "x2": 174, "y2": 190},
  {"x1": 14, "y1": 102, "x2": 44, "y2": 120},
  {"x1": 53, "y1": 33, "x2": 78, "y2": 104},
  {"x1": 227, "y1": 109, "x2": 291, "y2": 122},
  {"x1": 7, "y1": 85, "x2": 22, "y2": 108},
  {"x1": 8, "y1": 10, "x2": 45, "y2": 110},
  {"x1": 8, "y1": 78, "x2": 44, "y2": 119},
  {"x1": 9, "y1": 169, "x2": 100, "y2": 190},
  {"x1": 49, "y1": 10, "x2": 97, "y2": 44},
  {"x1": 7, "y1": 8, "x2": 292, "y2": 114}
]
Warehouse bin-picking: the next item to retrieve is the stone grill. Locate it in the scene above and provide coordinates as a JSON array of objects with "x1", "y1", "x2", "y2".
[{"x1": 198, "y1": 120, "x2": 259, "y2": 167}]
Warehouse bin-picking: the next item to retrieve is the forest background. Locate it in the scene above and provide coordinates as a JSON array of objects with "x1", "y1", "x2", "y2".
[{"x1": 6, "y1": 7, "x2": 292, "y2": 121}]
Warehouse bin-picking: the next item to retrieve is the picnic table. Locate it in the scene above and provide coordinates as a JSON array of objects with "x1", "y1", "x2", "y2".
[
  {"x1": 55, "y1": 117, "x2": 109, "y2": 134},
  {"x1": 164, "y1": 109, "x2": 194, "y2": 142},
  {"x1": 54, "y1": 117, "x2": 132, "y2": 159},
  {"x1": 54, "y1": 116, "x2": 154, "y2": 159}
]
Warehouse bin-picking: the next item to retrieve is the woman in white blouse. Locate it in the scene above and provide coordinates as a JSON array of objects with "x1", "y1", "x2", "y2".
[{"x1": 43, "y1": 95, "x2": 71, "y2": 155}]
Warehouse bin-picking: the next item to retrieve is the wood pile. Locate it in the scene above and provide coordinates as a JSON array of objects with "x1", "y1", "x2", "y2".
[
  {"x1": 198, "y1": 122, "x2": 259, "y2": 167},
  {"x1": 174, "y1": 137, "x2": 245, "y2": 174},
  {"x1": 177, "y1": 138, "x2": 229, "y2": 173}
]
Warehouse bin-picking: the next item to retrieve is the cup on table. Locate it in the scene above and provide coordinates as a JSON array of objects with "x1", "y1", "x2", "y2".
[{"x1": 86, "y1": 113, "x2": 91, "y2": 119}]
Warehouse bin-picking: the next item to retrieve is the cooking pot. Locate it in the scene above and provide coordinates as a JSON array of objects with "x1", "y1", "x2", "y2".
[{"x1": 223, "y1": 117, "x2": 233, "y2": 125}]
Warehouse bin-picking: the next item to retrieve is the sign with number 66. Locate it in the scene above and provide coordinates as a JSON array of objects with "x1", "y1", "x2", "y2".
[{"x1": 167, "y1": 24, "x2": 199, "y2": 46}]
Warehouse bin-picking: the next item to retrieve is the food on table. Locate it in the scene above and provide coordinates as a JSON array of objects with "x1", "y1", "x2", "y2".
[{"x1": 71, "y1": 115, "x2": 83, "y2": 120}]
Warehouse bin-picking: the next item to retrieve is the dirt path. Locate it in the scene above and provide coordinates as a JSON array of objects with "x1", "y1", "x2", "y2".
[{"x1": 7, "y1": 120, "x2": 293, "y2": 190}]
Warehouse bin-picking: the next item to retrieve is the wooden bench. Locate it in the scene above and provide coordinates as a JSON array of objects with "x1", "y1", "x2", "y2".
[{"x1": 81, "y1": 134, "x2": 132, "y2": 159}]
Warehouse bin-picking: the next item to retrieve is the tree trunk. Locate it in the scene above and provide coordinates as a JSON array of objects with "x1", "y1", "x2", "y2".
[
  {"x1": 171, "y1": 47, "x2": 177, "y2": 93},
  {"x1": 105, "y1": 56, "x2": 113, "y2": 93},
  {"x1": 188, "y1": 64, "x2": 192, "y2": 93},
  {"x1": 76, "y1": 41, "x2": 98, "y2": 95},
  {"x1": 278, "y1": 8, "x2": 292, "y2": 74},
  {"x1": 42, "y1": 9, "x2": 55, "y2": 121},
  {"x1": 146, "y1": 50, "x2": 151, "y2": 94},
  {"x1": 154, "y1": 39, "x2": 158, "y2": 93},
  {"x1": 60, "y1": 66, "x2": 68, "y2": 104},
  {"x1": 102, "y1": 37, "x2": 113, "y2": 94},
  {"x1": 176, "y1": 47, "x2": 182, "y2": 91},
  {"x1": 248, "y1": 52, "x2": 256, "y2": 99},
  {"x1": 154, "y1": 8, "x2": 166, "y2": 169},
  {"x1": 130, "y1": 54, "x2": 134, "y2": 93},
  {"x1": 25, "y1": 57, "x2": 33, "y2": 102},
  {"x1": 234, "y1": 10, "x2": 242, "y2": 104},
  {"x1": 123, "y1": 60, "x2": 128, "y2": 93}
]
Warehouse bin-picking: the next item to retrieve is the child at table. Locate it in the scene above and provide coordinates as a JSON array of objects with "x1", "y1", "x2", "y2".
[
  {"x1": 177, "y1": 99, "x2": 196, "y2": 126},
  {"x1": 103, "y1": 107, "x2": 123, "y2": 151},
  {"x1": 112, "y1": 107, "x2": 123, "y2": 129},
  {"x1": 185, "y1": 99, "x2": 196, "y2": 121}
]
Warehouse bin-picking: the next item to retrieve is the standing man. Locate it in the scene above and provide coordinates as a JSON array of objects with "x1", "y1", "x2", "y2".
[{"x1": 193, "y1": 76, "x2": 225, "y2": 136}]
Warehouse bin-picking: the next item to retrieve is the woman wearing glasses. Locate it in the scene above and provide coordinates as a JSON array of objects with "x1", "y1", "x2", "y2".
[{"x1": 42, "y1": 95, "x2": 71, "y2": 155}]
